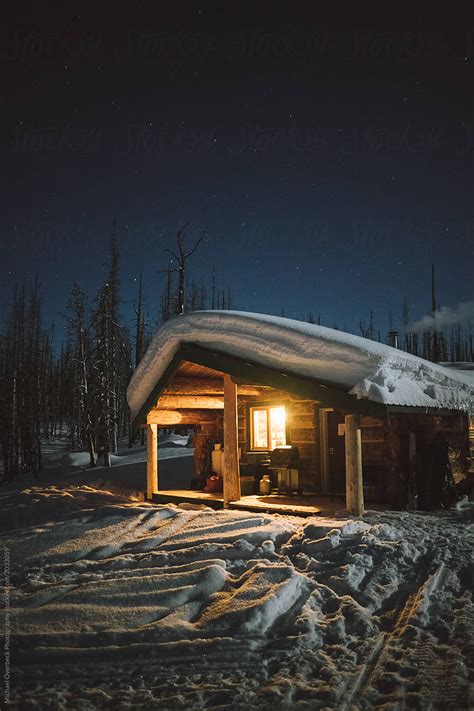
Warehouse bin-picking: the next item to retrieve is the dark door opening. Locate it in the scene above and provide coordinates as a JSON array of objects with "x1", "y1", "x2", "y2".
[
  {"x1": 326, "y1": 410, "x2": 346, "y2": 494},
  {"x1": 158, "y1": 427, "x2": 195, "y2": 490}
]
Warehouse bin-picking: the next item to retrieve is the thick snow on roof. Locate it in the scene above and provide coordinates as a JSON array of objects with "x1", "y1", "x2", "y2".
[
  {"x1": 127, "y1": 311, "x2": 473, "y2": 420},
  {"x1": 440, "y1": 362, "x2": 474, "y2": 385},
  {"x1": 440, "y1": 363, "x2": 474, "y2": 414}
]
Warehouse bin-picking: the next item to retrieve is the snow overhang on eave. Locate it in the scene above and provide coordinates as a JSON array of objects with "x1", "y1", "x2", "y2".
[
  {"x1": 130, "y1": 342, "x2": 388, "y2": 433},
  {"x1": 385, "y1": 404, "x2": 469, "y2": 417}
]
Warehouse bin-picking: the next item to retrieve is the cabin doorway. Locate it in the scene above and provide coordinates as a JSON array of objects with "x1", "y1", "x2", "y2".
[
  {"x1": 321, "y1": 409, "x2": 346, "y2": 494},
  {"x1": 156, "y1": 427, "x2": 195, "y2": 490}
]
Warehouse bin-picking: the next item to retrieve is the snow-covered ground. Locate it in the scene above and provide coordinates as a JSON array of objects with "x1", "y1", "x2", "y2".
[
  {"x1": 2, "y1": 474, "x2": 473, "y2": 709},
  {"x1": 0, "y1": 434, "x2": 194, "y2": 501}
]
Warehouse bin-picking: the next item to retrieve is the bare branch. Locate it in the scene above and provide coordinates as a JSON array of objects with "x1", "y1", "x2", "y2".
[
  {"x1": 163, "y1": 248, "x2": 179, "y2": 262},
  {"x1": 185, "y1": 228, "x2": 207, "y2": 258}
]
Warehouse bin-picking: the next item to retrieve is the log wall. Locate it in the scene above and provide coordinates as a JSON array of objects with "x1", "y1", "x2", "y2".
[
  {"x1": 359, "y1": 415, "x2": 389, "y2": 502},
  {"x1": 228, "y1": 390, "x2": 319, "y2": 490},
  {"x1": 192, "y1": 418, "x2": 219, "y2": 478},
  {"x1": 358, "y1": 412, "x2": 471, "y2": 505},
  {"x1": 161, "y1": 379, "x2": 470, "y2": 506}
]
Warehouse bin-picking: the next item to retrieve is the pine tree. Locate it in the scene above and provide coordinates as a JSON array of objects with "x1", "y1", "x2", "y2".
[
  {"x1": 0, "y1": 281, "x2": 44, "y2": 481},
  {"x1": 92, "y1": 230, "x2": 123, "y2": 465},
  {"x1": 134, "y1": 272, "x2": 145, "y2": 369},
  {"x1": 431, "y1": 264, "x2": 439, "y2": 363},
  {"x1": 64, "y1": 284, "x2": 97, "y2": 467}
]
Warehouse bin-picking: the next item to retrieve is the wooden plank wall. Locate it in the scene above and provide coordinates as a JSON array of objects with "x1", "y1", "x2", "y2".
[{"x1": 193, "y1": 417, "x2": 219, "y2": 477}]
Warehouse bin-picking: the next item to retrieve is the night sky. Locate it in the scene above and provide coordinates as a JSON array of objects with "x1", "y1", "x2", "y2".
[{"x1": 1, "y1": 3, "x2": 473, "y2": 339}]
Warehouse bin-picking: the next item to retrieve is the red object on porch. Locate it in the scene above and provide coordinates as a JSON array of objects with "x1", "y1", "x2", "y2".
[{"x1": 204, "y1": 475, "x2": 223, "y2": 493}]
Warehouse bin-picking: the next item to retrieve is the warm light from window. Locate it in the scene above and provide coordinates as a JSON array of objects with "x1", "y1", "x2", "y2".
[
  {"x1": 270, "y1": 406, "x2": 286, "y2": 449},
  {"x1": 252, "y1": 408, "x2": 269, "y2": 448},
  {"x1": 251, "y1": 406, "x2": 286, "y2": 449}
]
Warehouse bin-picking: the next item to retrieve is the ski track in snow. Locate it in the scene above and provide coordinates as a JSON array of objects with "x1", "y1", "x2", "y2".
[{"x1": 2, "y1": 485, "x2": 473, "y2": 710}]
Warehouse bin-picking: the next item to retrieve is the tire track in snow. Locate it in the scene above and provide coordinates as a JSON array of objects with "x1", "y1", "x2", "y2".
[
  {"x1": 338, "y1": 551, "x2": 446, "y2": 710},
  {"x1": 436, "y1": 587, "x2": 474, "y2": 710},
  {"x1": 409, "y1": 636, "x2": 469, "y2": 710},
  {"x1": 151, "y1": 509, "x2": 208, "y2": 549}
]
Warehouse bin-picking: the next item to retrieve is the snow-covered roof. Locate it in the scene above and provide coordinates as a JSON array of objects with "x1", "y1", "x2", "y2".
[
  {"x1": 127, "y1": 311, "x2": 473, "y2": 422},
  {"x1": 440, "y1": 362, "x2": 474, "y2": 385}
]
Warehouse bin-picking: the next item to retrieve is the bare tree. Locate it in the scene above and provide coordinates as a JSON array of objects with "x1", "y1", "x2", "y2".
[
  {"x1": 162, "y1": 224, "x2": 206, "y2": 316},
  {"x1": 359, "y1": 310, "x2": 375, "y2": 340}
]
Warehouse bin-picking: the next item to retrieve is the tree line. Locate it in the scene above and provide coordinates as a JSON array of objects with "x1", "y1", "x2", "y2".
[
  {"x1": 0, "y1": 225, "x2": 233, "y2": 482},
  {"x1": 307, "y1": 267, "x2": 473, "y2": 363},
  {"x1": 0, "y1": 231, "x2": 471, "y2": 483}
]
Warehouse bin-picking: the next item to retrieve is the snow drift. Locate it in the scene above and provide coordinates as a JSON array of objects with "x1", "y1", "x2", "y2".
[
  {"x1": 3, "y1": 483, "x2": 473, "y2": 709},
  {"x1": 127, "y1": 311, "x2": 472, "y2": 421}
]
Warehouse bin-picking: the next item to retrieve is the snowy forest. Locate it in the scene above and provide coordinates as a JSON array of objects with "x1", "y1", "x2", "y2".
[{"x1": 1, "y1": 227, "x2": 472, "y2": 483}]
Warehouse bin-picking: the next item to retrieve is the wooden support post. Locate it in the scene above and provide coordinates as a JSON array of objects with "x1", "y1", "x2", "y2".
[
  {"x1": 223, "y1": 374, "x2": 241, "y2": 506},
  {"x1": 407, "y1": 431, "x2": 417, "y2": 510},
  {"x1": 146, "y1": 423, "x2": 158, "y2": 499},
  {"x1": 345, "y1": 413, "x2": 364, "y2": 516}
]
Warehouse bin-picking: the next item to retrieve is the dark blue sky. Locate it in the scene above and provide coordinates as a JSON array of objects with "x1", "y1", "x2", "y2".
[{"x1": 1, "y1": 3, "x2": 473, "y2": 340}]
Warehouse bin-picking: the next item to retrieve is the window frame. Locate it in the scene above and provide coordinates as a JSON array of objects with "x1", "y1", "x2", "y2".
[{"x1": 248, "y1": 403, "x2": 288, "y2": 451}]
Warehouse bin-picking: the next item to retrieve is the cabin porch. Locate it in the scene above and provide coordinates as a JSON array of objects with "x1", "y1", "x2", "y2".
[
  {"x1": 138, "y1": 345, "x2": 470, "y2": 514},
  {"x1": 141, "y1": 347, "x2": 380, "y2": 515}
]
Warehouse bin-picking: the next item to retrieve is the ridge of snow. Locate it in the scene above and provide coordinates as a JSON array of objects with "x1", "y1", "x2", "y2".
[
  {"x1": 5, "y1": 484, "x2": 474, "y2": 708},
  {"x1": 127, "y1": 311, "x2": 472, "y2": 418}
]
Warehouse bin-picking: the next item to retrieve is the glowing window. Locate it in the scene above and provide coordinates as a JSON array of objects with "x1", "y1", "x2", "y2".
[{"x1": 250, "y1": 406, "x2": 287, "y2": 450}]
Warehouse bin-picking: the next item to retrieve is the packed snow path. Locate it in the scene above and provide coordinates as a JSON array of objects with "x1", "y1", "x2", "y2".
[{"x1": 2, "y1": 485, "x2": 473, "y2": 709}]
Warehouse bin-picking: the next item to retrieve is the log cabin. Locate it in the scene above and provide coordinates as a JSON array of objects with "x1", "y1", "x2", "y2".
[{"x1": 127, "y1": 311, "x2": 473, "y2": 515}]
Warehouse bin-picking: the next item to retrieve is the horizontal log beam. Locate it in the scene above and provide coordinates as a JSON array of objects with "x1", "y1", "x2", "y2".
[
  {"x1": 163, "y1": 378, "x2": 264, "y2": 397},
  {"x1": 146, "y1": 409, "x2": 219, "y2": 426},
  {"x1": 156, "y1": 395, "x2": 224, "y2": 410},
  {"x1": 181, "y1": 344, "x2": 386, "y2": 418}
]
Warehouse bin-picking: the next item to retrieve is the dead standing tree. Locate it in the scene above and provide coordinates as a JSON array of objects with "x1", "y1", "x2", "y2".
[
  {"x1": 359, "y1": 310, "x2": 375, "y2": 340},
  {"x1": 64, "y1": 284, "x2": 97, "y2": 468},
  {"x1": 0, "y1": 281, "x2": 44, "y2": 482},
  {"x1": 162, "y1": 224, "x2": 207, "y2": 316},
  {"x1": 92, "y1": 231, "x2": 123, "y2": 465}
]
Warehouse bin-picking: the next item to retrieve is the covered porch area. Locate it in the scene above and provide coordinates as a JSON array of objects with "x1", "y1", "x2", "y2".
[{"x1": 142, "y1": 344, "x2": 383, "y2": 517}]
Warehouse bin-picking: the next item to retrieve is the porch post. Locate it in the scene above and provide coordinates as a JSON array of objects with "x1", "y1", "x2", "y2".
[
  {"x1": 146, "y1": 423, "x2": 158, "y2": 499},
  {"x1": 345, "y1": 414, "x2": 364, "y2": 516},
  {"x1": 223, "y1": 374, "x2": 241, "y2": 506}
]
